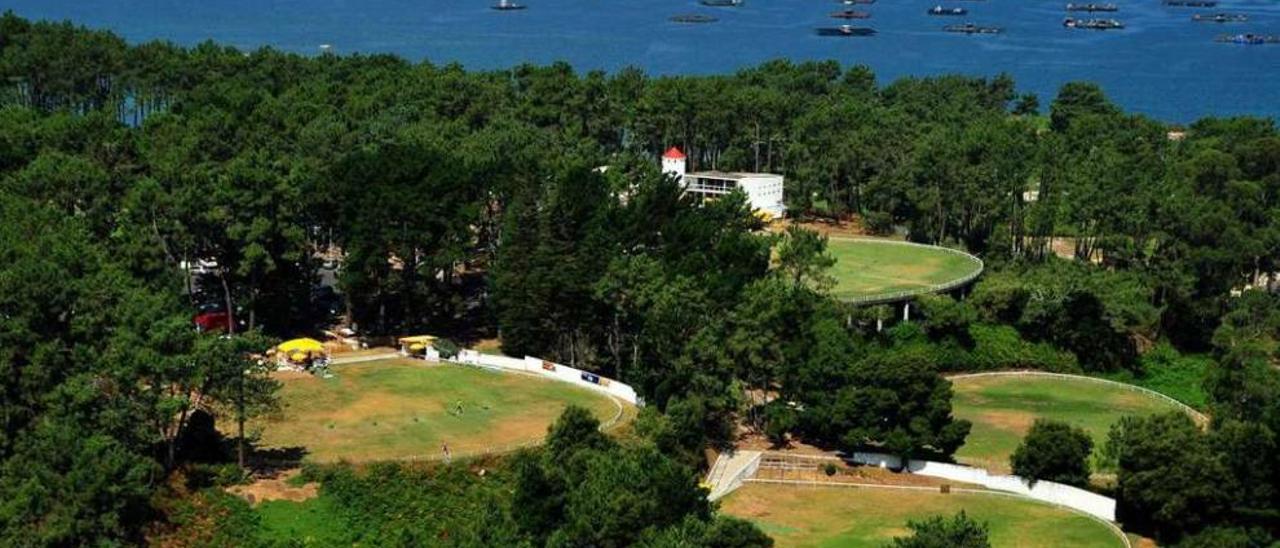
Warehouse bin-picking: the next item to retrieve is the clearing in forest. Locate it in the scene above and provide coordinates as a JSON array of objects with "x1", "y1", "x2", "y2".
[
  {"x1": 826, "y1": 238, "x2": 981, "y2": 301},
  {"x1": 252, "y1": 359, "x2": 624, "y2": 462},
  {"x1": 950, "y1": 374, "x2": 1185, "y2": 473},
  {"x1": 719, "y1": 483, "x2": 1123, "y2": 547}
]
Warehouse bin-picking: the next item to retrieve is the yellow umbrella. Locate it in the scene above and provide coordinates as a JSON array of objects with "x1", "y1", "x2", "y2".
[{"x1": 278, "y1": 338, "x2": 325, "y2": 354}]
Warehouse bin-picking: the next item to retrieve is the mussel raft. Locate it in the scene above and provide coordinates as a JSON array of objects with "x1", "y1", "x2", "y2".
[
  {"x1": 831, "y1": 10, "x2": 872, "y2": 19},
  {"x1": 1065, "y1": 3, "x2": 1118, "y2": 12},
  {"x1": 1164, "y1": 0, "x2": 1218, "y2": 7},
  {"x1": 1215, "y1": 33, "x2": 1280, "y2": 44},
  {"x1": 944, "y1": 23, "x2": 1003, "y2": 34},
  {"x1": 815, "y1": 25, "x2": 877, "y2": 36},
  {"x1": 1192, "y1": 13, "x2": 1247, "y2": 22},
  {"x1": 1063, "y1": 17, "x2": 1124, "y2": 29},
  {"x1": 670, "y1": 14, "x2": 718, "y2": 23},
  {"x1": 927, "y1": 5, "x2": 968, "y2": 15}
]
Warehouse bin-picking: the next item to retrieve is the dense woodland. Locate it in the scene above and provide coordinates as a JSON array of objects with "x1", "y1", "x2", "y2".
[{"x1": 1, "y1": 13, "x2": 1279, "y2": 547}]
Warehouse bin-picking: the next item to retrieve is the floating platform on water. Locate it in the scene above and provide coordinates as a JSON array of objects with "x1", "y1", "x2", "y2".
[
  {"x1": 944, "y1": 23, "x2": 1004, "y2": 34},
  {"x1": 670, "y1": 14, "x2": 719, "y2": 23},
  {"x1": 816, "y1": 25, "x2": 877, "y2": 36},
  {"x1": 837, "y1": 0, "x2": 876, "y2": 5},
  {"x1": 1192, "y1": 13, "x2": 1247, "y2": 22},
  {"x1": 700, "y1": 0, "x2": 742, "y2": 6},
  {"x1": 831, "y1": 10, "x2": 872, "y2": 19},
  {"x1": 491, "y1": 0, "x2": 527, "y2": 10},
  {"x1": 927, "y1": 5, "x2": 969, "y2": 15},
  {"x1": 1215, "y1": 33, "x2": 1280, "y2": 44},
  {"x1": 1063, "y1": 17, "x2": 1125, "y2": 29},
  {"x1": 1164, "y1": 0, "x2": 1217, "y2": 7},
  {"x1": 1066, "y1": 3, "x2": 1118, "y2": 12}
]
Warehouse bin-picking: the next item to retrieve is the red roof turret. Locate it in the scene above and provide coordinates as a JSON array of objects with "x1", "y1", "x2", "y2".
[{"x1": 663, "y1": 147, "x2": 686, "y2": 160}]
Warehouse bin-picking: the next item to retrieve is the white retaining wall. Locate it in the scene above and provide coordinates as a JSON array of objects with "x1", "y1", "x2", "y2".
[
  {"x1": 453, "y1": 349, "x2": 641, "y2": 405},
  {"x1": 851, "y1": 451, "x2": 1116, "y2": 521}
]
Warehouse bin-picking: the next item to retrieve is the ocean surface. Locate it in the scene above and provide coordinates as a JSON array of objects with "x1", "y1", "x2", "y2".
[{"x1": 2, "y1": 0, "x2": 1278, "y2": 122}]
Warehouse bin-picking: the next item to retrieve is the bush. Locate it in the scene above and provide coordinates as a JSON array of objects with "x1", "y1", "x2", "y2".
[
  {"x1": 823, "y1": 462, "x2": 838, "y2": 476},
  {"x1": 891, "y1": 511, "x2": 990, "y2": 548},
  {"x1": 864, "y1": 211, "x2": 895, "y2": 236},
  {"x1": 434, "y1": 338, "x2": 460, "y2": 359},
  {"x1": 1102, "y1": 344, "x2": 1209, "y2": 409},
  {"x1": 1010, "y1": 419, "x2": 1093, "y2": 487},
  {"x1": 968, "y1": 324, "x2": 1080, "y2": 373},
  {"x1": 763, "y1": 403, "x2": 798, "y2": 447}
]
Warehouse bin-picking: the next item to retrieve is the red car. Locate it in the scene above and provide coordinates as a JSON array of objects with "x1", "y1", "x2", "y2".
[{"x1": 193, "y1": 311, "x2": 231, "y2": 333}]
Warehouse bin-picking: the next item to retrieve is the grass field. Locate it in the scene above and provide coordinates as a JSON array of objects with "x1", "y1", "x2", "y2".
[
  {"x1": 252, "y1": 359, "x2": 622, "y2": 462},
  {"x1": 720, "y1": 483, "x2": 1122, "y2": 547},
  {"x1": 826, "y1": 238, "x2": 981, "y2": 300},
  {"x1": 256, "y1": 497, "x2": 346, "y2": 545},
  {"x1": 951, "y1": 374, "x2": 1185, "y2": 472}
]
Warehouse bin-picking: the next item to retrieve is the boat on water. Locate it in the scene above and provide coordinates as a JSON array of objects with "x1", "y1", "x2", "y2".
[
  {"x1": 1065, "y1": 3, "x2": 1118, "y2": 12},
  {"x1": 815, "y1": 24, "x2": 877, "y2": 36},
  {"x1": 1192, "y1": 13, "x2": 1247, "y2": 22},
  {"x1": 944, "y1": 23, "x2": 1003, "y2": 34},
  {"x1": 1164, "y1": 0, "x2": 1217, "y2": 7},
  {"x1": 491, "y1": 0, "x2": 526, "y2": 10},
  {"x1": 837, "y1": 0, "x2": 876, "y2": 5},
  {"x1": 670, "y1": 14, "x2": 718, "y2": 23},
  {"x1": 1063, "y1": 17, "x2": 1124, "y2": 29},
  {"x1": 927, "y1": 5, "x2": 968, "y2": 15},
  {"x1": 700, "y1": 0, "x2": 742, "y2": 6},
  {"x1": 831, "y1": 10, "x2": 872, "y2": 19},
  {"x1": 1215, "y1": 33, "x2": 1280, "y2": 44}
]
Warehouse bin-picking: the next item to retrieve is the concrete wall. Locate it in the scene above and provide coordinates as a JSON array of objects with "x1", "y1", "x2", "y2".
[
  {"x1": 453, "y1": 349, "x2": 641, "y2": 405},
  {"x1": 851, "y1": 451, "x2": 1116, "y2": 522}
]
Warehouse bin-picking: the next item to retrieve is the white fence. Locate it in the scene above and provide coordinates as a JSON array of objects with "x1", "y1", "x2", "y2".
[
  {"x1": 947, "y1": 370, "x2": 1208, "y2": 425},
  {"x1": 831, "y1": 238, "x2": 985, "y2": 305},
  {"x1": 850, "y1": 451, "x2": 1116, "y2": 522},
  {"x1": 453, "y1": 349, "x2": 641, "y2": 406}
]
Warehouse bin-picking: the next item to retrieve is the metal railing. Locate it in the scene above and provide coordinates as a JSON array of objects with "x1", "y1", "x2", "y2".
[
  {"x1": 947, "y1": 370, "x2": 1208, "y2": 425},
  {"x1": 830, "y1": 238, "x2": 985, "y2": 305}
]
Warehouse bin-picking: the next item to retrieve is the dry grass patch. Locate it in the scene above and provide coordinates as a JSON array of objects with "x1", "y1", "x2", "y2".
[
  {"x1": 250, "y1": 359, "x2": 624, "y2": 462},
  {"x1": 720, "y1": 483, "x2": 1123, "y2": 547},
  {"x1": 952, "y1": 375, "x2": 1185, "y2": 473}
]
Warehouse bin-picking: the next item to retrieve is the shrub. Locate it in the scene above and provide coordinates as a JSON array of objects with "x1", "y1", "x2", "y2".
[
  {"x1": 891, "y1": 511, "x2": 990, "y2": 548},
  {"x1": 434, "y1": 338, "x2": 460, "y2": 359},
  {"x1": 1010, "y1": 419, "x2": 1093, "y2": 487},
  {"x1": 864, "y1": 211, "x2": 895, "y2": 236}
]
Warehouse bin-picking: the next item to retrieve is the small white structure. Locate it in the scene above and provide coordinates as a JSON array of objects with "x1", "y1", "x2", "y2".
[{"x1": 662, "y1": 147, "x2": 786, "y2": 219}]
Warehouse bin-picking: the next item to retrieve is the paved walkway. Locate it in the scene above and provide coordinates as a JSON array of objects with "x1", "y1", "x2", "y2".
[
  {"x1": 705, "y1": 450, "x2": 762, "y2": 501},
  {"x1": 330, "y1": 352, "x2": 401, "y2": 365}
]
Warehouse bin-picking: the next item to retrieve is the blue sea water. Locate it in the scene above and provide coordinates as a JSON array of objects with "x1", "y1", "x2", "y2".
[{"x1": 1, "y1": 0, "x2": 1277, "y2": 122}]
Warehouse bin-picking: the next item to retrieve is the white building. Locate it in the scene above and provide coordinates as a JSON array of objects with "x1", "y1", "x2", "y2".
[{"x1": 662, "y1": 147, "x2": 786, "y2": 219}]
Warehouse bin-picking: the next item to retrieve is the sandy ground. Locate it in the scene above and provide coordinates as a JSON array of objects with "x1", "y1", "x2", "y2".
[{"x1": 228, "y1": 469, "x2": 318, "y2": 506}]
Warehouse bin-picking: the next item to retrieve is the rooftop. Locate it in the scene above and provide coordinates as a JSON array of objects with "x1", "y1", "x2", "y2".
[{"x1": 686, "y1": 170, "x2": 782, "y2": 180}]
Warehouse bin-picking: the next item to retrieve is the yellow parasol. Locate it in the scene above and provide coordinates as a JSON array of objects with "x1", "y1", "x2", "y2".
[{"x1": 278, "y1": 338, "x2": 325, "y2": 354}]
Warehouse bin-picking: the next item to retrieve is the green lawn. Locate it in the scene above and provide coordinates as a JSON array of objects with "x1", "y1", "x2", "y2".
[
  {"x1": 256, "y1": 497, "x2": 346, "y2": 545},
  {"x1": 951, "y1": 375, "x2": 1185, "y2": 473},
  {"x1": 252, "y1": 359, "x2": 622, "y2": 462},
  {"x1": 720, "y1": 483, "x2": 1122, "y2": 547},
  {"x1": 1101, "y1": 345, "x2": 1211, "y2": 410},
  {"x1": 826, "y1": 238, "x2": 981, "y2": 300}
]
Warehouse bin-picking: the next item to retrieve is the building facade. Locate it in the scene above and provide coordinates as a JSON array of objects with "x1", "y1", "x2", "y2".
[{"x1": 662, "y1": 147, "x2": 786, "y2": 219}]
